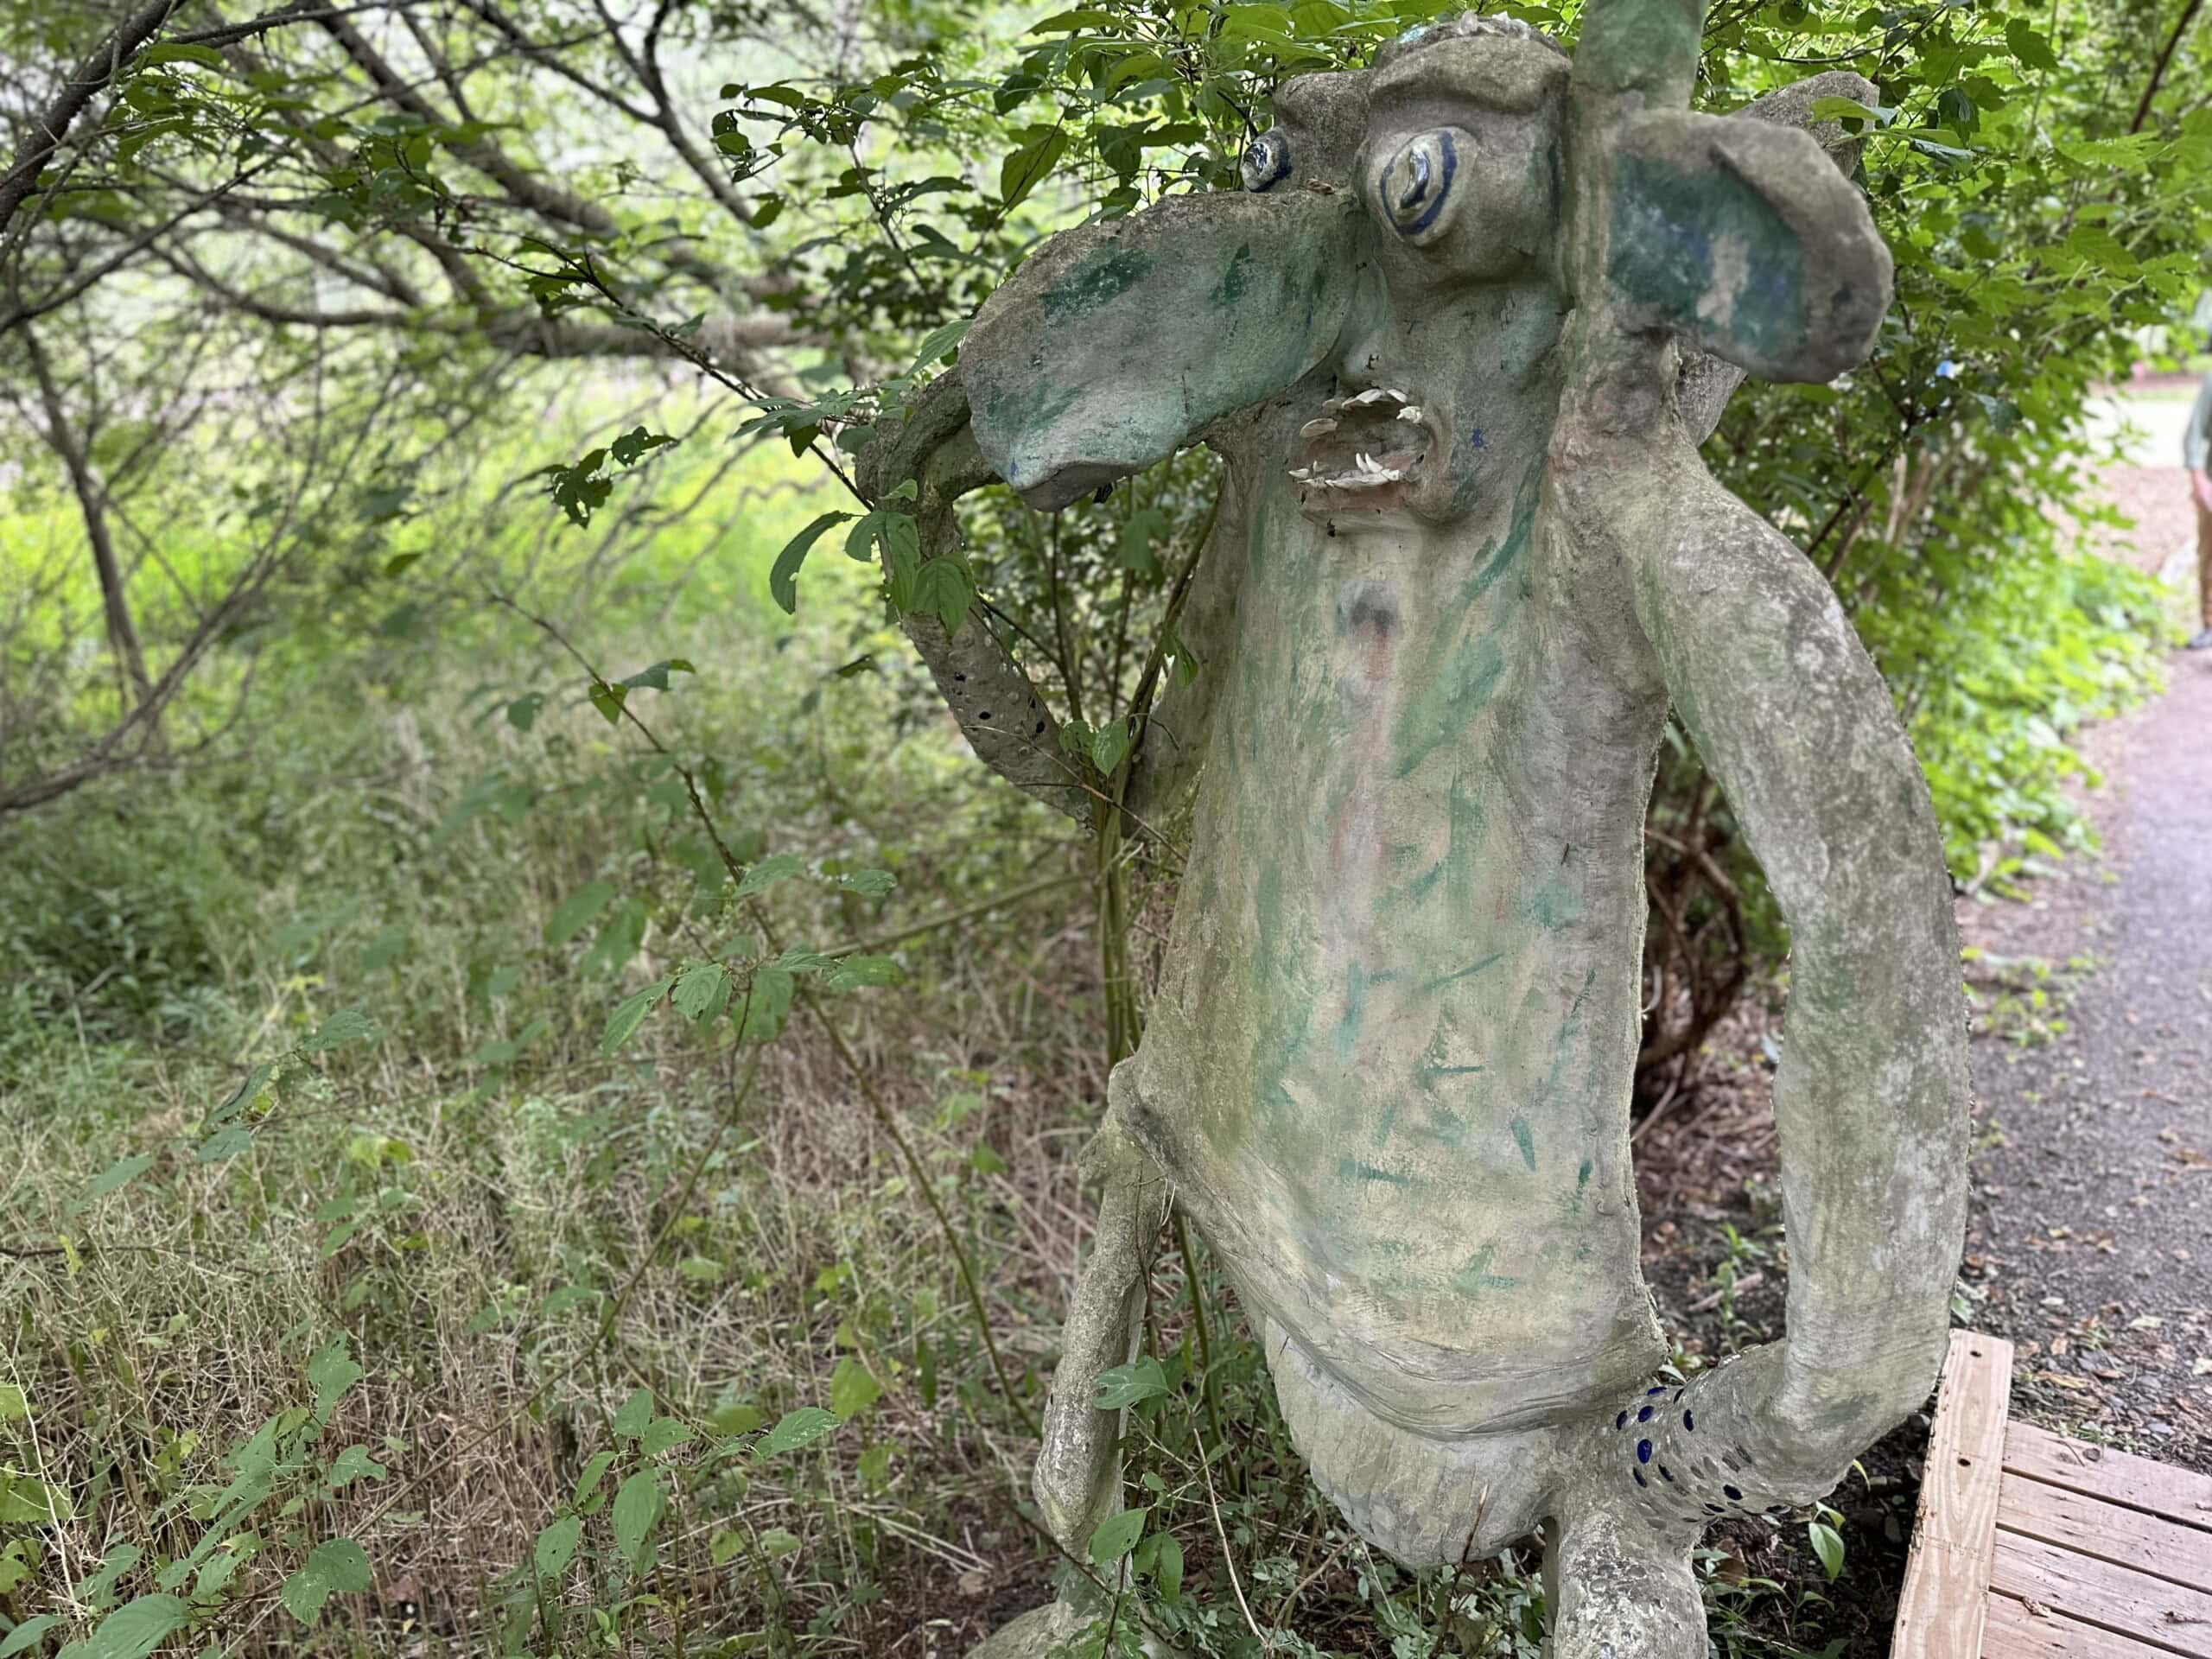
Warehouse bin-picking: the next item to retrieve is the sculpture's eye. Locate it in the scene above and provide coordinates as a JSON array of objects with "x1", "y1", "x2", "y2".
[
  {"x1": 1241, "y1": 130, "x2": 1292, "y2": 194},
  {"x1": 1381, "y1": 130, "x2": 1459, "y2": 239}
]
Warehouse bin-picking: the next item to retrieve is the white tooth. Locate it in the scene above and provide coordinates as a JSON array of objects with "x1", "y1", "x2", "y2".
[
  {"x1": 1287, "y1": 466, "x2": 1313, "y2": 480},
  {"x1": 1300, "y1": 417, "x2": 1339, "y2": 438},
  {"x1": 1356, "y1": 451, "x2": 1382, "y2": 474},
  {"x1": 1396, "y1": 406, "x2": 1424, "y2": 423},
  {"x1": 1348, "y1": 388, "x2": 1394, "y2": 407},
  {"x1": 1383, "y1": 387, "x2": 1411, "y2": 401}
]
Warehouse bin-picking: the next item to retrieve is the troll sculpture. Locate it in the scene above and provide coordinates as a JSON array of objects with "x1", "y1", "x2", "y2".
[{"x1": 859, "y1": 2, "x2": 1968, "y2": 1651}]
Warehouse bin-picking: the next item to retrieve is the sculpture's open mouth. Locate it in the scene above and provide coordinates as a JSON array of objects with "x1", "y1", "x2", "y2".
[{"x1": 1287, "y1": 386, "x2": 1435, "y2": 524}]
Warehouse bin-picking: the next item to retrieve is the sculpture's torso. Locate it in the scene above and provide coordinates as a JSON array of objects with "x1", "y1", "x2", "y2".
[{"x1": 1126, "y1": 432, "x2": 1676, "y2": 1437}]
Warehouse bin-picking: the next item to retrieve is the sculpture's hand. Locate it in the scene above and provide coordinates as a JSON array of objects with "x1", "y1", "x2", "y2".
[{"x1": 1623, "y1": 454, "x2": 1969, "y2": 1510}]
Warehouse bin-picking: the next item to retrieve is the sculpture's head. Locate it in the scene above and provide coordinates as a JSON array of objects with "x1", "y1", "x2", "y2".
[{"x1": 959, "y1": 4, "x2": 1891, "y2": 526}]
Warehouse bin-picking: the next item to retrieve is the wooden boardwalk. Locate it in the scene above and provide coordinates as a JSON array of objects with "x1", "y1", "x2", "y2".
[{"x1": 1895, "y1": 1332, "x2": 2212, "y2": 1659}]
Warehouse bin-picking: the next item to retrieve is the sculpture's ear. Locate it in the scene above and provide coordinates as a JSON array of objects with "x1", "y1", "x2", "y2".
[
  {"x1": 1605, "y1": 109, "x2": 1891, "y2": 383},
  {"x1": 964, "y1": 189, "x2": 1361, "y2": 511}
]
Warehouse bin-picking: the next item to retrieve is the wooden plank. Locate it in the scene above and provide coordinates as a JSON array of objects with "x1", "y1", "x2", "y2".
[
  {"x1": 1894, "y1": 1332, "x2": 2014, "y2": 1659},
  {"x1": 2004, "y1": 1421, "x2": 2212, "y2": 1533},
  {"x1": 1998, "y1": 1471, "x2": 2212, "y2": 1591},
  {"x1": 1989, "y1": 1530, "x2": 2212, "y2": 1659},
  {"x1": 1982, "y1": 1590, "x2": 2182, "y2": 1659}
]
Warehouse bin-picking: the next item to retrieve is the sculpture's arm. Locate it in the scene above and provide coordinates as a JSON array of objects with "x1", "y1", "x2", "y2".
[
  {"x1": 858, "y1": 372, "x2": 1094, "y2": 827},
  {"x1": 1628, "y1": 459, "x2": 1968, "y2": 1502}
]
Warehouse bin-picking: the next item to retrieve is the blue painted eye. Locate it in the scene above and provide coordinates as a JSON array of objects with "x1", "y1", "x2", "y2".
[
  {"x1": 1682, "y1": 1409, "x2": 1695, "y2": 1431},
  {"x1": 1242, "y1": 130, "x2": 1292, "y2": 194},
  {"x1": 1637, "y1": 1405, "x2": 1654, "y2": 1422},
  {"x1": 1724, "y1": 1484, "x2": 1743, "y2": 1502},
  {"x1": 1381, "y1": 130, "x2": 1459, "y2": 238},
  {"x1": 1616, "y1": 1411, "x2": 1628, "y2": 1429},
  {"x1": 1637, "y1": 1440, "x2": 1653, "y2": 1463}
]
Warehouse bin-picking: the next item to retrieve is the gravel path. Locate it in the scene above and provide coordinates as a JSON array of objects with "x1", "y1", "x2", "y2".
[{"x1": 1961, "y1": 639, "x2": 2212, "y2": 1471}]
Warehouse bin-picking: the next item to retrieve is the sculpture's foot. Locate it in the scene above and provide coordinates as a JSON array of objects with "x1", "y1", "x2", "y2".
[
  {"x1": 2187, "y1": 626, "x2": 2212, "y2": 651},
  {"x1": 967, "y1": 1601, "x2": 1084, "y2": 1659},
  {"x1": 1263, "y1": 1321, "x2": 1554, "y2": 1568},
  {"x1": 1545, "y1": 1503, "x2": 1703, "y2": 1659}
]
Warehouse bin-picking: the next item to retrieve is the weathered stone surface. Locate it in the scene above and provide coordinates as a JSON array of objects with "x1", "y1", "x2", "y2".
[{"x1": 861, "y1": 5, "x2": 1969, "y2": 1653}]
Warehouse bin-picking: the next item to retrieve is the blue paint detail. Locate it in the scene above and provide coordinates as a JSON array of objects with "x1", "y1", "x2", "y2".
[
  {"x1": 1637, "y1": 1440, "x2": 1653, "y2": 1464},
  {"x1": 1682, "y1": 1409, "x2": 1695, "y2": 1431},
  {"x1": 1468, "y1": 429, "x2": 1487, "y2": 449},
  {"x1": 1646, "y1": 1387, "x2": 1665, "y2": 1395},
  {"x1": 1616, "y1": 1412, "x2": 1628, "y2": 1430},
  {"x1": 1658, "y1": 1465, "x2": 1674, "y2": 1482},
  {"x1": 1724, "y1": 1484, "x2": 1743, "y2": 1502},
  {"x1": 1705, "y1": 1503, "x2": 1722, "y2": 1515},
  {"x1": 1637, "y1": 1405, "x2": 1654, "y2": 1423},
  {"x1": 1632, "y1": 1466, "x2": 1647, "y2": 1487},
  {"x1": 1399, "y1": 130, "x2": 1456, "y2": 235}
]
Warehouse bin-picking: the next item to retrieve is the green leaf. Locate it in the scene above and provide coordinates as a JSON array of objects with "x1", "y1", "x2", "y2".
[
  {"x1": 86, "y1": 1154, "x2": 154, "y2": 1201},
  {"x1": 709, "y1": 1528, "x2": 745, "y2": 1566},
  {"x1": 601, "y1": 976, "x2": 675, "y2": 1056},
  {"x1": 505, "y1": 692, "x2": 544, "y2": 731},
  {"x1": 735, "y1": 966, "x2": 795, "y2": 1043},
  {"x1": 613, "y1": 1386, "x2": 655, "y2": 1438},
  {"x1": 534, "y1": 1515, "x2": 582, "y2": 1578},
  {"x1": 830, "y1": 867, "x2": 896, "y2": 899},
  {"x1": 279, "y1": 1540, "x2": 370, "y2": 1625},
  {"x1": 326, "y1": 1444, "x2": 386, "y2": 1488},
  {"x1": 770, "y1": 512, "x2": 855, "y2": 613},
  {"x1": 1092, "y1": 1356, "x2": 1169, "y2": 1409},
  {"x1": 75, "y1": 1595, "x2": 187, "y2": 1659},
  {"x1": 588, "y1": 679, "x2": 626, "y2": 724},
  {"x1": 2004, "y1": 18, "x2": 2057, "y2": 72},
  {"x1": 671, "y1": 959, "x2": 733, "y2": 1022},
  {"x1": 735, "y1": 853, "x2": 805, "y2": 898},
  {"x1": 828, "y1": 1357, "x2": 881, "y2": 1419},
  {"x1": 0, "y1": 1384, "x2": 25, "y2": 1421},
  {"x1": 0, "y1": 1615, "x2": 60, "y2": 1657},
  {"x1": 301, "y1": 1007, "x2": 375, "y2": 1052},
  {"x1": 194, "y1": 1125, "x2": 252, "y2": 1164},
  {"x1": 823, "y1": 954, "x2": 903, "y2": 992},
  {"x1": 904, "y1": 317, "x2": 971, "y2": 376},
  {"x1": 618, "y1": 658, "x2": 694, "y2": 692},
  {"x1": 1152, "y1": 1532, "x2": 1184, "y2": 1600},
  {"x1": 611, "y1": 1471, "x2": 664, "y2": 1565},
  {"x1": 572, "y1": 1449, "x2": 618, "y2": 1507},
  {"x1": 912, "y1": 555, "x2": 975, "y2": 635},
  {"x1": 307, "y1": 1339, "x2": 364, "y2": 1417},
  {"x1": 0, "y1": 1477, "x2": 71, "y2": 1526},
  {"x1": 755, "y1": 1406, "x2": 840, "y2": 1459},
  {"x1": 1808, "y1": 1520, "x2": 1845, "y2": 1580},
  {"x1": 1000, "y1": 129, "x2": 1069, "y2": 211},
  {"x1": 144, "y1": 42, "x2": 226, "y2": 68},
  {"x1": 1090, "y1": 718, "x2": 1133, "y2": 776},
  {"x1": 640, "y1": 1416, "x2": 694, "y2": 1457},
  {"x1": 1088, "y1": 1506, "x2": 1147, "y2": 1566},
  {"x1": 758, "y1": 1526, "x2": 802, "y2": 1556}
]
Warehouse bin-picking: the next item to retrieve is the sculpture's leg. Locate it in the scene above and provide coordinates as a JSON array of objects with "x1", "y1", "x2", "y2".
[
  {"x1": 1545, "y1": 1500, "x2": 1703, "y2": 1659},
  {"x1": 1033, "y1": 1070, "x2": 1173, "y2": 1554}
]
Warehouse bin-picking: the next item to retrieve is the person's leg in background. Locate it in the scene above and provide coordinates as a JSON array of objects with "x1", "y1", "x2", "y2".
[{"x1": 2193, "y1": 474, "x2": 2212, "y2": 650}]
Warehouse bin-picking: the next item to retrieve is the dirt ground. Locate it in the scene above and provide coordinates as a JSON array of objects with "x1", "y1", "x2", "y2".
[{"x1": 1955, "y1": 643, "x2": 2212, "y2": 1472}]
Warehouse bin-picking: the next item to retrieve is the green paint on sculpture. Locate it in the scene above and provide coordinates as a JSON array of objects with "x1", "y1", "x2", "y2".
[
  {"x1": 1040, "y1": 248, "x2": 1153, "y2": 325},
  {"x1": 1211, "y1": 243, "x2": 1255, "y2": 307},
  {"x1": 1510, "y1": 1116, "x2": 1537, "y2": 1171},
  {"x1": 1609, "y1": 151, "x2": 1806, "y2": 367},
  {"x1": 1450, "y1": 1243, "x2": 1524, "y2": 1296}
]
